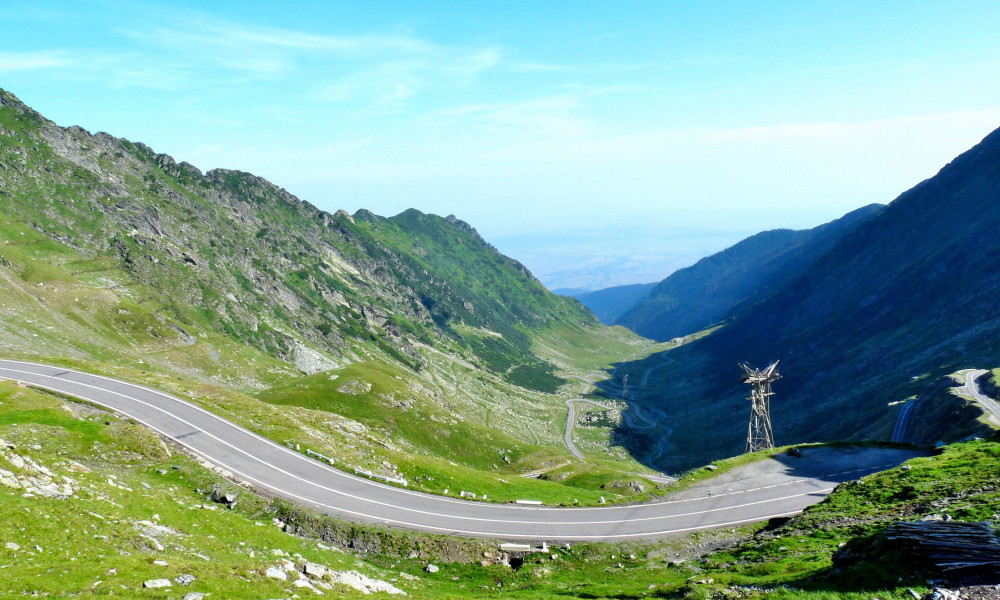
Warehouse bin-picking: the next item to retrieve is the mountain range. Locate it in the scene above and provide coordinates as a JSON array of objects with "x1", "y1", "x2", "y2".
[
  {"x1": 0, "y1": 88, "x2": 660, "y2": 502},
  {"x1": 2, "y1": 85, "x2": 997, "y2": 480},
  {"x1": 609, "y1": 126, "x2": 1000, "y2": 470},
  {"x1": 558, "y1": 283, "x2": 657, "y2": 324},
  {"x1": 614, "y1": 203, "x2": 885, "y2": 339}
]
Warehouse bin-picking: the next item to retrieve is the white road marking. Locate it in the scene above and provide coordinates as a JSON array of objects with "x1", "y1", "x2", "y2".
[{"x1": 0, "y1": 359, "x2": 913, "y2": 540}]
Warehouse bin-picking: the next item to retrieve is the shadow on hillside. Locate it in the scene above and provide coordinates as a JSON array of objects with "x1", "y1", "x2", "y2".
[
  {"x1": 593, "y1": 322, "x2": 982, "y2": 475},
  {"x1": 593, "y1": 342, "x2": 746, "y2": 474},
  {"x1": 711, "y1": 521, "x2": 990, "y2": 599}
]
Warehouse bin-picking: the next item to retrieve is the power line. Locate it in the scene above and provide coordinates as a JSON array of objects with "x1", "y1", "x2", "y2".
[{"x1": 740, "y1": 361, "x2": 781, "y2": 453}]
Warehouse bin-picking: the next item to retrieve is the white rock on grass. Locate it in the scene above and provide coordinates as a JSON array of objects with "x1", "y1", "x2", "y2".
[
  {"x1": 265, "y1": 566, "x2": 287, "y2": 580},
  {"x1": 329, "y1": 571, "x2": 406, "y2": 595},
  {"x1": 5, "y1": 542, "x2": 20, "y2": 551},
  {"x1": 182, "y1": 594, "x2": 205, "y2": 600},
  {"x1": 142, "y1": 579, "x2": 172, "y2": 589},
  {"x1": 293, "y1": 578, "x2": 324, "y2": 595},
  {"x1": 302, "y1": 562, "x2": 329, "y2": 579},
  {"x1": 0, "y1": 448, "x2": 78, "y2": 498}
]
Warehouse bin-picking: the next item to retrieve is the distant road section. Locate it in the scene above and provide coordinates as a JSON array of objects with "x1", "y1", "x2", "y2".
[
  {"x1": 0, "y1": 359, "x2": 920, "y2": 542},
  {"x1": 891, "y1": 399, "x2": 917, "y2": 443},
  {"x1": 893, "y1": 369, "x2": 1000, "y2": 444},
  {"x1": 959, "y1": 369, "x2": 1000, "y2": 425},
  {"x1": 563, "y1": 399, "x2": 612, "y2": 459}
]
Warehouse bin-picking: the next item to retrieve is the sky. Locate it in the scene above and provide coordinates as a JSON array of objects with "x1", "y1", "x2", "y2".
[{"x1": 2, "y1": 1, "x2": 1000, "y2": 289}]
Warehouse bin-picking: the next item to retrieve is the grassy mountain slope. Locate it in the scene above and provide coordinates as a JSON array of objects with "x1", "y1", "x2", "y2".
[
  {"x1": 0, "y1": 88, "x2": 662, "y2": 502},
  {"x1": 6, "y1": 380, "x2": 998, "y2": 599},
  {"x1": 613, "y1": 128, "x2": 1000, "y2": 471},
  {"x1": 616, "y1": 204, "x2": 885, "y2": 341},
  {"x1": 0, "y1": 87, "x2": 595, "y2": 392}
]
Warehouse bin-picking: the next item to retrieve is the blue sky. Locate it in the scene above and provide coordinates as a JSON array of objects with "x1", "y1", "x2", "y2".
[{"x1": 3, "y1": 1, "x2": 1000, "y2": 289}]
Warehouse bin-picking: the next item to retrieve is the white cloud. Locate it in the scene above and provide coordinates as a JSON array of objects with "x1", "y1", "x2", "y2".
[{"x1": 0, "y1": 50, "x2": 69, "y2": 71}]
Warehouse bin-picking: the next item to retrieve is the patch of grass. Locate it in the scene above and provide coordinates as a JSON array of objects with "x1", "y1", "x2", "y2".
[
  {"x1": 0, "y1": 383, "x2": 427, "y2": 598},
  {"x1": 256, "y1": 362, "x2": 662, "y2": 505},
  {"x1": 664, "y1": 437, "x2": 1000, "y2": 599},
  {"x1": 5, "y1": 378, "x2": 998, "y2": 599}
]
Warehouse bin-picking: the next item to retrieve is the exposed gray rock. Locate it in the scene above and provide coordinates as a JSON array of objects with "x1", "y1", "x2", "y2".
[
  {"x1": 302, "y1": 562, "x2": 329, "y2": 579},
  {"x1": 142, "y1": 578, "x2": 172, "y2": 589},
  {"x1": 424, "y1": 564, "x2": 439, "y2": 573},
  {"x1": 328, "y1": 570, "x2": 406, "y2": 595},
  {"x1": 334, "y1": 209, "x2": 356, "y2": 225},
  {"x1": 265, "y1": 566, "x2": 287, "y2": 580},
  {"x1": 293, "y1": 343, "x2": 338, "y2": 375},
  {"x1": 0, "y1": 446, "x2": 78, "y2": 498},
  {"x1": 337, "y1": 379, "x2": 373, "y2": 396},
  {"x1": 209, "y1": 485, "x2": 239, "y2": 509}
]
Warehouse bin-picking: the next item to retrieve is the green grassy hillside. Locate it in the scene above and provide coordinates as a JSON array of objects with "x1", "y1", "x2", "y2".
[
  {"x1": 0, "y1": 87, "x2": 666, "y2": 503},
  {"x1": 5, "y1": 380, "x2": 998, "y2": 599},
  {"x1": 0, "y1": 87, "x2": 594, "y2": 392}
]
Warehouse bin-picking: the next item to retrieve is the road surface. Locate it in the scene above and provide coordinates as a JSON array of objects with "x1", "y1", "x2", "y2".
[
  {"x1": 0, "y1": 359, "x2": 918, "y2": 542},
  {"x1": 891, "y1": 398, "x2": 917, "y2": 443},
  {"x1": 563, "y1": 398, "x2": 612, "y2": 459},
  {"x1": 959, "y1": 369, "x2": 1000, "y2": 425}
]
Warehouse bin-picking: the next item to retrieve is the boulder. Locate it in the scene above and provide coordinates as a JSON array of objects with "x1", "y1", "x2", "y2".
[
  {"x1": 265, "y1": 566, "x2": 288, "y2": 580},
  {"x1": 329, "y1": 570, "x2": 406, "y2": 595},
  {"x1": 302, "y1": 562, "x2": 329, "y2": 579}
]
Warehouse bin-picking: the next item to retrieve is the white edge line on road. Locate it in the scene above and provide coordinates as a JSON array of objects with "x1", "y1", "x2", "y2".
[
  {"x1": 0, "y1": 366, "x2": 836, "y2": 530},
  {"x1": 3, "y1": 366, "x2": 811, "y2": 539},
  {"x1": 0, "y1": 360, "x2": 906, "y2": 539},
  {"x1": 0, "y1": 360, "x2": 878, "y2": 511}
]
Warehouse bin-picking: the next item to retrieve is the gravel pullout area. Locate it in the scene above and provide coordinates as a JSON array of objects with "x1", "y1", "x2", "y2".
[{"x1": 668, "y1": 445, "x2": 930, "y2": 501}]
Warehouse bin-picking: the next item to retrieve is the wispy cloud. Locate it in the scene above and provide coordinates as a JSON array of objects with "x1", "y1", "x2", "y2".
[
  {"x1": 139, "y1": 18, "x2": 435, "y2": 55},
  {"x1": 421, "y1": 85, "x2": 635, "y2": 139},
  {"x1": 0, "y1": 48, "x2": 189, "y2": 90},
  {"x1": 107, "y1": 14, "x2": 507, "y2": 106},
  {"x1": 0, "y1": 50, "x2": 69, "y2": 71}
]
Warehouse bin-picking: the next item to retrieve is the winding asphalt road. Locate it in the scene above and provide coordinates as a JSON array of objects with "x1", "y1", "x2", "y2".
[
  {"x1": 0, "y1": 359, "x2": 914, "y2": 542},
  {"x1": 893, "y1": 369, "x2": 1000, "y2": 443},
  {"x1": 891, "y1": 398, "x2": 917, "y2": 443},
  {"x1": 959, "y1": 369, "x2": 1000, "y2": 424},
  {"x1": 563, "y1": 398, "x2": 614, "y2": 459}
]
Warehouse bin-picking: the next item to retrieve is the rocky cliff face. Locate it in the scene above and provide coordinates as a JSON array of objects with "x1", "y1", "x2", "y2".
[{"x1": 0, "y1": 88, "x2": 592, "y2": 391}]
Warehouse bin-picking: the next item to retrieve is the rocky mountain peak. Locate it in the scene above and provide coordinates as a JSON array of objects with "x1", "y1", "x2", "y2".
[{"x1": 445, "y1": 214, "x2": 480, "y2": 238}]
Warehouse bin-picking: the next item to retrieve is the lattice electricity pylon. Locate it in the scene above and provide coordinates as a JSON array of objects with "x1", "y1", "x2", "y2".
[{"x1": 740, "y1": 361, "x2": 781, "y2": 453}]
